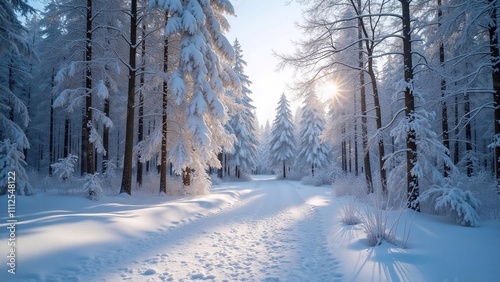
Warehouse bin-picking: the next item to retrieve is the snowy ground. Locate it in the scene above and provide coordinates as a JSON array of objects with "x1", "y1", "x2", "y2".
[{"x1": 1, "y1": 175, "x2": 499, "y2": 281}]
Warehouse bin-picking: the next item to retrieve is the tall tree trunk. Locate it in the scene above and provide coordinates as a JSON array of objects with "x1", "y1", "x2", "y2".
[
  {"x1": 464, "y1": 93, "x2": 473, "y2": 176},
  {"x1": 120, "y1": 0, "x2": 138, "y2": 195},
  {"x1": 83, "y1": 0, "x2": 94, "y2": 175},
  {"x1": 488, "y1": 0, "x2": 500, "y2": 194},
  {"x1": 341, "y1": 109, "x2": 347, "y2": 173},
  {"x1": 401, "y1": 0, "x2": 419, "y2": 210},
  {"x1": 136, "y1": 20, "x2": 146, "y2": 187},
  {"x1": 160, "y1": 12, "x2": 169, "y2": 194},
  {"x1": 438, "y1": 0, "x2": 450, "y2": 177},
  {"x1": 454, "y1": 95, "x2": 460, "y2": 165},
  {"x1": 217, "y1": 152, "x2": 223, "y2": 178},
  {"x1": 283, "y1": 160, "x2": 286, "y2": 178},
  {"x1": 102, "y1": 94, "x2": 109, "y2": 171},
  {"x1": 354, "y1": 82, "x2": 359, "y2": 176},
  {"x1": 49, "y1": 72, "x2": 55, "y2": 176},
  {"x1": 358, "y1": 8, "x2": 373, "y2": 193},
  {"x1": 64, "y1": 112, "x2": 69, "y2": 158}
]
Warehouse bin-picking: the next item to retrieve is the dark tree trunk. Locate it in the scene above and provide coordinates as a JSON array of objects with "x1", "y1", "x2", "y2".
[
  {"x1": 64, "y1": 113, "x2": 69, "y2": 158},
  {"x1": 438, "y1": 0, "x2": 450, "y2": 177},
  {"x1": 354, "y1": 82, "x2": 359, "y2": 176},
  {"x1": 120, "y1": 0, "x2": 138, "y2": 195},
  {"x1": 401, "y1": 0, "x2": 419, "y2": 211},
  {"x1": 464, "y1": 93, "x2": 473, "y2": 177},
  {"x1": 136, "y1": 20, "x2": 146, "y2": 187},
  {"x1": 454, "y1": 95, "x2": 460, "y2": 165},
  {"x1": 160, "y1": 12, "x2": 169, "y2": 194},
  {"x1": 83, "y1": 0, "x2": 94, "y2": 175},
  {"x1": 217, "y1": 152, "x2": 223, "y2": 178},
  {"x1": 341, "y1": 109, "x2": 347, "y2": 173},
  {"x1": 49, "y1": 73, "x2": 55, "y2": 176},
  {"x1": 357, "y1": 10, "x2": 373, "y2": 193},
  {"x1": 102, "y1": 95, "x2": 109, "y2": 172},
  {"x1": 283, "y1": 160, "x2": 286, "y2": 178},
  {"x1": 488, "y1": 0, "x2": 500, "y2": 194},
  {"x1": 183, "y1": 167, "x2": 191, "y2": 186}
]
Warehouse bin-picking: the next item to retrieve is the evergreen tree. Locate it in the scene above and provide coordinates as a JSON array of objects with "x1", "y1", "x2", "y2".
[
  {"x1": 227, "y1": 39, "x2": 258, "y2": 177},
  {"x1": 295, "y1": 91, "x2": 330, "y2": 177},
  {"x1": 269, "y1": 93, "x2": 295, "y2": 178},
  {"x1": 152, "y1": 0, "x2": 239, "y2": 193},
  {"x1": 0, "y1": 139, "x2": 33, "y2": 195}
]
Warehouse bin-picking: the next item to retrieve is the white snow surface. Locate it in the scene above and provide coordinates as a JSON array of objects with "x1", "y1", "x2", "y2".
[{"x1": 1, "y1": 176, "x2": 499, "y2": 281}]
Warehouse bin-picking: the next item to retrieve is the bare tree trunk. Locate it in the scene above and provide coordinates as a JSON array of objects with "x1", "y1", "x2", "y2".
[
  {"x1": 454, "y1": 95, "x2": 460, "y2": 165},
  {"x1": 120, "y1": 0, "x2": 138, "y2": 195},
  {"x1": 49, "y1": 72, "x2": 55, "y2": 176},
  {"x1": 357, "y1": 6, "x2": 373, "y2": 193},
  {"x1": 136, "y1": 20, "x2": 146, "y2": 187},
  {"x1": 438, "y1": 0, "x2": 450, "y2": 177},
  {"x1": 64, "y1": 113, "x2": 69, "y2": 158},
  {"x1": 283, "y1": 160, "x2": 286, "y2": 178},
  {"x1": 401, "y1": 0, "x2": 419, "y2": 210},
  {"x1": 464, "y1": 93, "x2": 473, "y2": 176},
  {"x1": 83, "y1": 0, "x2": 94, "y2": 175},
  {"x1": 160, "y1": 12, "x2": 169, "y2": 194}
]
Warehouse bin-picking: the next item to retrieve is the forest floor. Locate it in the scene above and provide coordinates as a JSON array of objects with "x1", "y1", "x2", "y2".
[{"x1": 1, "y1": 175, "x2": 499, "y2": 281}]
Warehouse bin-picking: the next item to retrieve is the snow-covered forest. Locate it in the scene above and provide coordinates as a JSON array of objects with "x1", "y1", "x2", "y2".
[{"x1": 1, "y1": 0, "x2": 500, "y2": 280}]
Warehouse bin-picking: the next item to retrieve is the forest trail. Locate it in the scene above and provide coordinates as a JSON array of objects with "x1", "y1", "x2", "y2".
[{"x1": 84, "y1": 177, "x2": 342, "y2": 281}]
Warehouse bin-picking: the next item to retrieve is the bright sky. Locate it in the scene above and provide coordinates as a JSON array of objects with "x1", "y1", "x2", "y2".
[{"x1": 226, "y1": 0, "x2": 305, "y2": 126}]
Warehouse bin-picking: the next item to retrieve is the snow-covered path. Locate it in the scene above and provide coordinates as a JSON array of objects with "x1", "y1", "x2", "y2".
[{"x1": 91, "y1": 178, "x2": 341, "y2": 281}]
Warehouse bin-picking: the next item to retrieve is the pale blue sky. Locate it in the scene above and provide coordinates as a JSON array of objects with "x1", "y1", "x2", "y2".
[{"x1": 227, "y1": 0, "x2": 304, "y2": 125}]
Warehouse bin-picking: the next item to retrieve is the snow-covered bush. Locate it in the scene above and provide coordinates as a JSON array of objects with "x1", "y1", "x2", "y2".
[
  {"x1": 339, "y1": 201, "x2": 362, "y2": 225},
  {"x1": 0, "y1": 139, "x2": 33, "y2": 195},
  {"x1": 333, "y1": 175, "x2": 367, "y2": 198},
  {"x1": 102, "y1": 158, "x2": 117, "y2": 186},
  {"x1": 51, "y1": 154, "x2": 78, "y2": 182},
  {"x1": 418, "y1": 185, "x2": 481, "y2": 227},
  {"x1": 84, "y1": 173, "x2": 103, "y2": 200}
]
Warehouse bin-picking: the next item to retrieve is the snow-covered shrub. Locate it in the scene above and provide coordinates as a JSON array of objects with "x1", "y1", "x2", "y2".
[
  {"x1": 51, "y1": 154, "x2": 78, "y2": 182},
  {"x1": 84, "y1": 173, "x2": 103, "y2": 200},
  {"x1": 418, "y1": 185, "x2": 481, "y2": 227},
  {"x1": 102, "y1": 158, "x2": 117, "y2": 186},
  {"x1": 0, "y1": 139, "x2": 33, "y2": 195},
  {"x1": 339, "y1": 201, "x2": 362, "y2": 225},
  {"x1": 333, "y1": 174, "x2": 367, "y2": 198}
]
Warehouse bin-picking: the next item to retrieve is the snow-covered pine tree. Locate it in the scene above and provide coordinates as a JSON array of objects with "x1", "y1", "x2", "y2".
[
  {"x1": 256, "y1": 121, "x2": 272, "y2": 175},
  {"x1": 51, "y1": 154, "x2": 78, "y2": 182},
  {"x1": 0, "y1": 0, "x2": 34, "y2": 196},
  {"x1": 0, "y1": 139, "x2": 33, "y2": 195},
  {"x1": 227, "y1": 39, "x2": 258, "y2": 178},
  {"x1": 151, "y1": 0, "x2": 239, "y2": 194},
  {"x1": 269, "y1": 93, "x2": 296, "y2": 178},
  {"x1": 295, "y1": 91, "x2": 330, "y2": 177}
]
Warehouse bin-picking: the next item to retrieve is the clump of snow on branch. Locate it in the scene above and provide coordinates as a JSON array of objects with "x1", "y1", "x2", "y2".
[{"x1": 418, "y1": 184, "x2": 481, "y2": 227}]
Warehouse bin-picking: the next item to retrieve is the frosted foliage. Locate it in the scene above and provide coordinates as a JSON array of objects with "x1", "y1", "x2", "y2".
[
  {"x1": 269, "y1": 94, "x2": 296, "y2": 166},
  {"x1": 0, "y1": 88, "x2": 30, "y2": 150},
  {"x1": 419, "y1": 185, "x2": 481, "y2": 227},
  {"x1": 51, "y1": 154, "x2": 78, "y2": 182},
  {"x1": 226, "y1": 39, "x2": 258, "y2": 173},
  {"x1": 295, "y1": 92, "x2": 330, "y2": 172},
  {"x1": 84, "y1": 173, "x2": 104, "y2": 201},
  {"x1": 0, "y1": 139, "x2": 33, "y2": 195},
  {"x1": 153, "y1": 0, "x2": 237, "y2": 184}
]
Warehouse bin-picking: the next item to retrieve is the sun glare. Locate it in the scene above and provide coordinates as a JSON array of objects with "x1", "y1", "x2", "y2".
[{"x1": 318, "y1": 81, "x2": 342, "y2": 103}]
